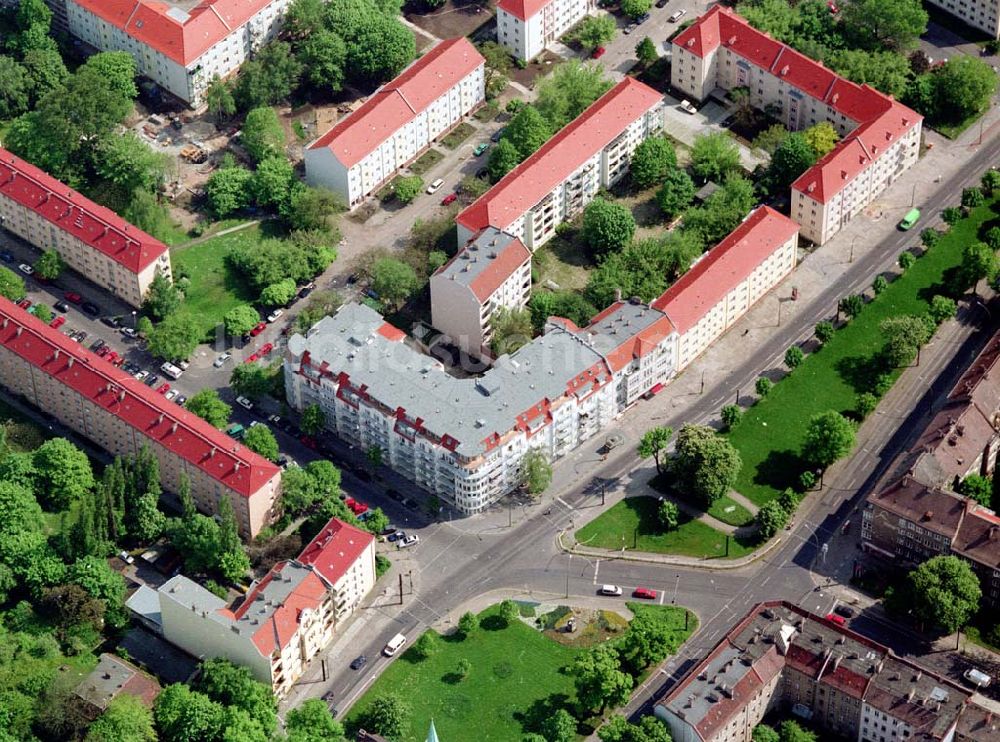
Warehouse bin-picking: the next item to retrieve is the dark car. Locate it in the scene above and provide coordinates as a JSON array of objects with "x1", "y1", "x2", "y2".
[
  {"x1": 298, "y1": 285, "x2": 313, "y2": 299},
  {"x1": 144, "y1": 374, "x2": 159, "y2": 387},
  {"x1": 90, "y1": 338, "x2": 106, "y2": 351},
  {"x1": 490, "y1": 127, "x2": 506, "y2": 143},
  {"x1": 0, "y1": 251, "x2": 13, "y2": 263},
  {"x1": 386, "y1": 488, "x2": 403, "y2": 502},
  {"x1": 833, "y1": 604, "x2": 856, "y2": 619},
  {"x1": 350, "y1": 655, "x2": 368, "y2": 671},
  {"x1": 387, "y1": 530, "x2": 405, "y2": 542},
  {"x1": 54, "y1": 301, "x2": 69, "y2": 313},
  {"x1": 101, "y1": 316, "x2": 122, "y2": 328},
  {"x1": 655, "y1": 0, "x2": 668, "y2": 7},
  {"x1": 81, "y1": 302, "x2": 100, "y2": 316},
  {"x1": 380, "y1": 526, "x2": 398, "y2": 536},
  {"x1": 637, "y1": 12, "x2": 651, "y2": 23},
  {"x1": 346, "y1": 273, "x2": 360, "y2": 285}
]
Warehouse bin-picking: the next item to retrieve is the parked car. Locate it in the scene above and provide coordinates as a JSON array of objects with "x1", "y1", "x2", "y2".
[
  {"x1": 387, "y1": 530, "x2": 406, "y2": 542},
  {"x1": 236, "y1": 396, "x2": 254, "y2": 410},
  {"x1": 350, "y1": 655, "x2": 368, "y2": 671},
  {"x1": 680, "y1": 100, "x2": 698, "y2": 114},
  {"x1": 143, "y1": 374, "x2": 159, "y2": 387},
  {"x1": 473, "y1": 142, "x2": 489, "y2": 156},
  {"x1": 120, "y1": 327, "x2": 138, "y2": 338},
  {"x1": 250, "y1": 321, "x2": 267, "y2": 336},
  {"x1": 300, "y1": 435, "x2": 318, "y2": 450},
  {"x1": 599, "y1": 585, "x2": 623, "y2": 596},
  {"x1": 73, "y1": 330, "x2": 88, "y2": 342},
  {"x1": 213, "y1": 353, "x2": 232, "y2": 368},
  {"x1": 18, "y1": 263, "x2": 33, "y2": 275},
  {"x1": 632, "y1": 587, "x2": 657, "y2": 600},
  {"x1": 591, "y1": 46, "x2": 606, "y2": 59},
  {"x1": 156, "y1": 383, "x2": 171, "y2": 395},
  {"x1": 259, "y1": 342, "x2": 274, "y2": 356},
  {"x1": 49, "y1": 316, "x2": 65, "y2": 329},
  {"x1": 0, "y1": 251, "x2": 12, "y2": 262},
  {"x1": 16, "y1": 298, "x2": 31, "y2": 309},
  {"x1": 81, "y1": 302, "x2": 100, "y2": 316},
  {"x1": 624, "y1": 22, "x2": 637, "y2": 34},
  {"x1": 90, "y1": 339, "x2": 106, "y2": 352},
  {"x1": 266, "y1": 309, "x2": 283, "y2": 323},
  {"x1": 490, "y1": 127, "x2": 506, "y2": 143},
  {"x1": 825, "y1": 613, "x2": 846, "y2": 626},
  {"x1": 426, "y1": 178, "x2": 444, "y2": 195},
  {"x1": 105, "y1": 351, "x2": 120, "y2": 365},
  {"x1": 636, "y1": 12, "x2": 650, "y2": 23},
  {"x1": 964, "y1": 668, "x2": 991, "y2": 688},
  {"x1": 101, "y1": 316, "x2": 121, "y2": 328},
  {"x1": 298, "y1": 284, "x2": 314, "y2": 299},
  {"x1": 833, "y1": 604, "x2": 856, "y2": 619},
  {"x1": 655, "y1": 0, "x2": 668, "y2": 7},
  {"x1": 267, "y1": 414, "x2": 282, "y2": 427},
  {"x1": 54, "y1": 301, "x2": 69, "y2": 313},
  {"x1": 245, "y1": 352, "x2": 259, "y2": 363},
  {"x1": 175, "y1": 395, "x2": 187, "y2": 406},
  {"x1": 64, "y1": 291, "x2": 82, "y2": 304},
  {"x1": 441, "y1": 193, "x2": 457, "y2": 206},
  {"x1": 134, "y1": 370, "x2": 149, "y2": 382},
  {"x1": 668, "y1": 8, "x2": 687, "y2": 21},
  {"x1": 397, "y1": 534, "x2": 419, "y2": 549},
  {"x1": 346, "y1": 272, "x2": 360, "y2": 285}
]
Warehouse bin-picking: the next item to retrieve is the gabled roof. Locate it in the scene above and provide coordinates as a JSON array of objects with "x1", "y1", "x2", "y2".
[
  {"x1": 0, "y1": 148, "x2": 167, "y2": 274},
  {"x1": 652, "y1": 207, "x2": 799, "y2": 334},
  {"x1": 496, "y1": 0, "x2": 551, "y2": 22},
  {"x1": 297, "y1": 517, "x2": 374, "y2": 587},
  {"x1": 0, "y1": 299, "x2": 280, "y2": 498},
  {"x1": 456, "y1": 78, "x2": 663, "y2": 234},
  {"x1": 308, "y1": 38, "x2": 485, "y2": 169},
  {"x1": 433, "y1": 228, "x2": 531, "y2": 303}
]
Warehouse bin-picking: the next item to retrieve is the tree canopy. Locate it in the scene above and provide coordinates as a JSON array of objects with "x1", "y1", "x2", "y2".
[
  {"x1": 690, "y1": 132, "x2": 742, "y2": 183},
  {"x1": 630, "y1": 137, "x2": 677, "y2": 190},
  {"x1": 802, "y1": 410, "x2": 855, "y2": 469},
  {"x1": 582, "y1": 198, "x2": 636, "y2": 258},
  {"x1": 185, "y1": 389, "x2": 232, "y2": 430},
  {"x1": 899, "y1": 555, "x2": 982, "y2": 633},
  {"x1": 672, "y1": 424, "x2": 743, "y2": 506}
]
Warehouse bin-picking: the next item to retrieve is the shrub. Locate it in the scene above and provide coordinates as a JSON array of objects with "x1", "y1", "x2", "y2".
[
  {"x1": 929, "y1": 294, "x2": 957, "y2": 324},
  {"x1": 720, "y1": 404, "x2": 742, "y2": 430},
  {"x1": 658, "y1": 499, "x2": 679, "y2": 530},
  {"x1": 855, "y1": 392, "x2": 878, "y2": 419},
  {"x1": 962, "y1": 187, "x2": 985, "y2": 208},
  {"x1": 942, "y1": 206, "x2": 963, "y2": 225},
  {"x1": 756, "y1": 500, "x2": 790, "y2": 539},
  {"x1": 815, "y1": 321, "x2": 835, "y2": 344},
  {"x1": 784, "y1": 345, "x2": 804, "y2": 369},
  {"x1": 799, "y1": 470, "x2": 816, "y2": 491},
  {"x1": 920, "y1": 228, "x2": 940, "y2": 248},
  {"x1": 985, "y1": 226, "x2": 1000, "y2": 250},
  {"x1": 872, "y1": 275, "x2": 888, "y2": 295},
  {"x1": 755, "y1": 377, "x2": 773, "y2": 397},
  {"x1": 898, "y1": 251, "x2": 916, "y2": 271}
]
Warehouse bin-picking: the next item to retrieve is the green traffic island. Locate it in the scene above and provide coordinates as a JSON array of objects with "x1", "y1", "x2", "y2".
[{"x1": 343, "y1": 600, "x2": 695, "y2": 741}]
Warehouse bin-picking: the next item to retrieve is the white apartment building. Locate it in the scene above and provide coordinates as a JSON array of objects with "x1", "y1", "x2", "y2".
[
  {"x1": 672, "y1": 7, "x2": 922, "y2": 245},
  {"x1": 653, "y1": 207, "x2": 799, "y2": 371},
  {"x1": 141, "y1": 517, "x2": 374, "y2": 697},
  {"x1": 0, "y1": 298, "x2": 281, "y2": 537},
  {"x1": 496, "y1": 0, "x2": 594, "y2": 61},
  {"x1": 430, "y1": 228, "x2": 532, "y2": 357},
  {"x1": 305, "y1": 38, "x2": 485, "y2": 208},
  {"x1": 456, "y1": 78, "x2": 664, "y2": 250},
  {"x1": 65, "y1": 0, "x2": 291, "y2": 106},
  {"x1": 926, "y1": 0, "x2": 1000, "y2": 38},
  {"x1": 0, "y1": 148, "x2": 171, "y2": 309}
]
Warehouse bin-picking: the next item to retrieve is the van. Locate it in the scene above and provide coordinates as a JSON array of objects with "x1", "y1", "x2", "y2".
[
  {"x1": 383, "y1": 633, "x2": 407, "y2": 657},
  {"x1": 160, "y1": 361, "x2": 183, "y2": 380},
  {"x1": 898, "y1": 208, "x2": 921, "y2": 230}
]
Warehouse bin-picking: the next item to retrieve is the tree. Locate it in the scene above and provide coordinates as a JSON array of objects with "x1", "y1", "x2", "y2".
[
  {"x1": 855, "y1": 392, "x2": 878, "y2": 419},
  {"x1": 137, "y1": 316, "x2": 154, "y2": 337},
  {"x1": 763, "y1": 132, "x2": 816, "y2": 193},
  {"x1": 637, "y1": 426, "x2": 673, "y2": 474},
  {"x1": 521, "y1": 450, "x2": 553, "y2": 495},
  {"x1": 541, "y1": 709, "x2": 578, "y2": 742},
  {"x1": 393, "y1": 175, "x2": 424, "y2": 205},
  {"x1": 582, "y1": 197, "x2": 636, "y2": 258},
  {"x1": 360, "y1": 695, "x2": 409, "y2": 739},
  {"x1": 479, "y1": 41, "x2": 512, "y2": 99},
  {"x1": 498, "y1": 598, "x2": 520, "y2": 626},
  {"x1": 234, "y1": 41, "x2": 303, "y2": 109},
  {"x1": 505, "y1": 105, "x2": 551, "y2": 159},
  {"x1": 839, "y1": 294, "x2": 864, "y2": 320},
  {"x1": 962, "y1": 186, "x2": 986, "y2": 209},
  {"x1": 372, "y1": 257, "x2": 419, "y2": 309},
  {"x1": 753, "y1": 123, "x2": 790, "y2": 155},
  {"x1": 956, "y1": 474, "x2": 992, "y2": 506},
  {"x1": 872, "y1": 275, "x2": 889, "y2": 296},
  {"x1": 154, "y1": 684, "x2": 225, "y2": 742},
  {"x1": 205, "y1": 76, "x2": 236, "y2": 121},
  {"x1": 534, "y1": 59, "x2": 613, "y2": 129},
  {"x1": 22, "y1": 46, "x2": 68, "y2": 103},
  {"x1": 905, "y1": 555, "x2": 982, "y2": 633},
  {"x1": 658, "y1": 499, "x2": 679, "y2": 530},
  {"x1": 636, "y1": 37, "x2": 658, "y2": 68},
  {"x1": 345, "y1": 15, "x2": 416, "y2": 83},
  {"x1": 802, "y1": 410, "x2": 855, "y2": 469},
  {"x1": 841, "y1": 0, "x2": 928, "y2": 51},
  {"x1": 68, "y1": 555, "x2": 127, "y2": 628},
  {"x1": 574, "y1": 14, "x2": 617, "y2": 51},
  {"x1": 82, "y1": 51, "x2": 138, "y2": 100},
  {"x1": 680, "y1": 173, "x2": 756, "y2": 244},
  {"x1": 285, "y1": 186, "x2": 342, "y2": 232},
  {"x1": 960, "y1": 241, "x2": 997, "y2": 293},
  {"x1": 815, "y1": 321, "x2": 835, "y2": 344},
  {"x1": 620, "y1": 0, "x2": 651, "y2": 19},
  {"x1": 241, "y1": 107, "x2": 286, "y2": 164},
  {"x1": 673, "y1": 425, "x2": 743, "y2": 507},
  {"x1": 224, "y1": 305, "x2": 261, "y2": 337},
  {"x1": 95, "y1": 131, "x2": 170, "y2": 195},
  {"x1": 143, "y1": 271, "x2": 180, "y2": 321},
  {"x1": 932, "y1": 56, "x2": 998, "y2": 121},
  {"x1": 185, "y1": 389, "x2": 232, "y2": 430},
  {"x1": 528, "y1": 291, "x2": 598, "y2": 332},
  {"x1": 881, "y1": 315, "x2": 931, "y2": 367},
  {"x1": 300, "y1": 403, "x2": 326, "y2": 436},
  {"x1": 756, "y1": 500, "x2": 790, "y2": 539},
  {"x1": 253, "y1": 156, "x2": 295, "y2": 210},
  {"x1": 458, "y1": 611, "x2": 479, "y2": 636},
  {"x1": 230, "y1": 364, "x2": 271, "y2": 399},
  {"x1": 721, "y1": 404, "x2": 742, "y2": 430},
  {"x1": 196, "y1": 657, "x2": 276, "y2": 733},
  {"x1": 148, "y1": 313, "x2": 201, "y2": 361},
  {"x1": 690, "y1": 131, "x2": 741, "y2": 182},
  {"x1": 360, "y1": 506, "x2": 389, "y2": 536},
  {"x1": 0, "y1": 56, "x2": 29, "y2": 119},
  {"x1": 752, "y1": 724, "x2": 781, "y2": 742},
  {"x1": 929, "y1": 295, "x2": 957, "y2": 324},
  {"x1": 491, "y1": 306, "x2": 534, "y2": 355},
  {"x1": 828, "y1": 49, "x2": 911, "y2": 99},
  {"x1": 982, "y1": 169, "x2": 1000, "y2": 195},
  {"x1": 756, "y1": 377, "x2": 773, "y2": 397},
  {"x1": 34, "y1": 438, "x2": 94, "y2": 511},
  {"x1": 573, "y1": 643, "x2": 634, "y2": 713},
  {"x1": 784, "y1": 345, "x2": 805, "y2": 369},
  {"x1": 411, "y1": 632, "x2": 436, "y2": 660},
  {"x1": 243, "y1": 425, "x2": 279, "y2": 462},
  {"x1": 487, "y1": 138, "x2": 521, "y2": 182},
  {"x1": 802, "y1": 122, "x2": 839, "y2": 158},
  {"x1": 942, "y1": 206, "x2": 963, "y2": 225},
  {"x1": 630, "y1": 137, "x2": 677, "y2": 189},
  {"x1": 33, "y1": 248, "x2": 63, "y2": 280},
  {"x1": 86, "y1": 694, "x2": 157, "y2": 742},
  {"x1": 260, "y1": 277, "x2": 298, "y2": 307},
  {"x1": 779, "y1": 720, "x2": 817, "y2": 742},
  {"x1": 300, "y1": 29, "x2": 347, "y2": 94},
  {"x1": 205, "y1": 166, "x2": 254, "y2": 216},
  {"x1": 0, "y1": 266, "x2": 26, "y2": 301},
  {"x1": 285, "y1": 699, "x2": 344, "y2": 742}
]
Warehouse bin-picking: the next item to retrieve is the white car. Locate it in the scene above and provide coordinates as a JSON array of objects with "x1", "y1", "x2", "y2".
[
  {"x1": 213, "y1": 353, "x2": 232, "y2": 368},
  {"x1": 120, "y1": 327, "x2": 138, "y2": 338},
  {"x1": 18, "y1": 263, "x2": 33, "y2": 275},
  {"x1": 668, "y1": 9, "x2": 687, "y2": 22},
  {"x1": 397, "y1": 534, "x2": 420, "y2": 549},
  {"x1": 134, "y1": 370, "x2": 149, "y2": 382},
  {"x1": 426, "y1": 178, "x2": 444, "y2": 195},
  {"x1": 680, "y1": 100, "x2": 698, "y2": 115},
  {"x1": 964, "y1": 668, "x2": 991, "y2": 688},
  {"x1": 599, "y1": 584, "x2": 623, "y2": 596},
  {"x1": 266, "y1": 309, "x2": 283, "y2": 323},
  {"x1": 164, "y1": 389, "x2": 178, "y2": 402},
  {"x1": 236, "y1": 395, "x2": 254, "y2": 410}
]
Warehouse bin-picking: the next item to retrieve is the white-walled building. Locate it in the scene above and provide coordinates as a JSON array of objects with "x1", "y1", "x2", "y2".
[
  {"x1": 430, "y1": 228, "x2": 532, "y2": 357},
  {"x1": 496, "y1": 0, "x2": 594, "y2": 61},
  {"x1": 456, "y1": 77, "x2": 665, "y2": 250},
  {"x1": 671, "y1": 7, "x2": 922, "y2": 245},
  {"x1": 65, "y1": 0, "x2": 291, "y2": 106},
  {"x1": 305, "y1": 38, "x2": 485, "y2": 208},
  {"x1": 146, "y1": 518, "x2": 374, "y2": 696},
  {"x1": 0, "y1": 148, "x2": 171, "y2": 309},
  {"x1": 926, "y1": 0, "x2": 1000, "y2": 38},
  {"x1": 653, "y1": 206, "x2": 799, "y2": 372}
]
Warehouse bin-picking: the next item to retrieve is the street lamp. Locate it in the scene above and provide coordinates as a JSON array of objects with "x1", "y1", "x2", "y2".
[{"x1": 131, "y1": 310, "x2": 137, "y2": 329}]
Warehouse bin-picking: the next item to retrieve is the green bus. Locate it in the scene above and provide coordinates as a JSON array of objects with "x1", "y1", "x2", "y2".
[{"x1": 899, "y1": 208, "x2": 921, "y2": 230}]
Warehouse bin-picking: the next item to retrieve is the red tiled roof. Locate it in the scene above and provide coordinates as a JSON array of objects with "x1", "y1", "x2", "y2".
[
  {"x1": 456, "y1": 78, "x2": 663, "y2": 234},
  {"x1": 0, "y1": 148, "x2": 167, "y2": 274},
  {"x1": 69, "y1": 0, "x2": 272, "y2": 67},
  {"x1": 496, "y1": 0, "x2": 551, "y2": 21},
  {"x1": 297, "y1": 517, "x2": 374, "y2": 586},
  {"x1": 585, "y1": 302, "x2": 676, "y2": 374},
  {"x1": 469, "y1": 237, "x2": 531, "y2": 302},
  {"x1": 652, "y1": 207, "x2": 798, "y2": 334},
  {"x1": 0, "y1": 298, "x2": 280, "y2": 498},
  {"x1": 239, "y1": 564, "x2": 329, "y2": 657},
  {"x1": 307, "y1": 38, "x2": 484, "y2": 169}
]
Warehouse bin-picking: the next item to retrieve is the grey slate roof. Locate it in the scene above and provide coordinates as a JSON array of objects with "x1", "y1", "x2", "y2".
[
  {"x1": 126, "y1": 584, "x2": 162, "y2": 628},
  {"x1": 434, "y1": 227, "x2": 525, "y2": 295},
  {"x1": 583, "y1": 301, "x2": 670, "y2": 358}
]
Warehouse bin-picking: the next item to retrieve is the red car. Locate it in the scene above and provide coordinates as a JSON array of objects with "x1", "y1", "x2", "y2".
[
  {"x1": 259, "y1": 342, "x2": 274, "y2": 356},
  {"x1": 249, "y1": 322, "x2": 267, "y2": 337},
  {"x1": 105, "y1": 351, "x2": 120, "y2": 364},
  {"x1": 632, "y1": 587, "x2": 657, "y2": 600},
  {"x1": 64, "y1": 291, "x2": 82, "y2": 304},
  {"x1": 441, "y1": 193, "x2": 457, "y2": 206},
  {"x1": 156, "y1": 382, "x2": 171, "y2": 394},
  {"x1": 352, "y1": 502, "x2": 369, "y2": 516},
  {"x1": 825, "y1": 613, "x2": 846, "y2": 626},
  {"x1": 49, "y1": 316, "x2": 65, "y2": 329},
  {"x1": 16, "y1": 298, "x2": 31, "y2": 309},
  {"x1": 592, "y1": 46, "x2": 606, "y2": 59},
  {"x1": 245, "y1": 352, "x2": 259, "y2": 363},
  {"x1": 95, "y1": 346, "x2": 111, "y2": 358},
  {"x1": 300, "y1": 435, "x2": 318, "y2": 450},
  {"x1": 345, "y1": 497, "x2": 357, "y2": 509}
]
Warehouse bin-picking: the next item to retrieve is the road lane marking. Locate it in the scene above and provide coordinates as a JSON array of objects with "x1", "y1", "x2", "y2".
[{"x1": 593, "y1": 559, "x2": 600, "y2": 584}]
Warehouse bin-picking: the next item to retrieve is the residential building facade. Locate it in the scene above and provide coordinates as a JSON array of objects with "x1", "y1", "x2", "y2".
[
  {"x1": 65, "y1": 0, "x2": 292, "y2": 105},
  {"x1": 671, "y1": 7, "x2": 922, "y2": 245},
  {"x1": 430, "y1": 228, "x2": 532, "y2": 357},
  {"x1": 456, "y1": 78, "x2": 665, "y2": 250},
  {"x1": 0, "y1": 298, "x2": 281, "y2": 537},
  {"x1": 925, "y1": 0, "x2": 1000, "y2": 39},
  {"x1": 0, "y1": 148, "x2": 171, "y2": 308},
  {"x1": 140, "y1": 518, "x2": 374, "y2": 696},
  {"x1": 655, "y1": 601, "x2": 995, "y2": 742},
  {"x1": 305, "y1": 38, "x2": 485, "y2": 208},
  {"x1": 496, "y1": 0, "x2": 594, "y2": 61}
]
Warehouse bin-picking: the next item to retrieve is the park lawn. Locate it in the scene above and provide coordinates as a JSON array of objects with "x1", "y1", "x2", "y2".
[
  {"x1": 533, "y1": 236, "x2": 593, "y2": 292},
  {"x1": 575, "y1": 497, "x2": 758, "y2": 559},
  {"x1": 344, "y1": 604, "x2": 580, "y2": 741},
  {"x1": 171, "y1": 225, "x2": 258, "y2": 340},
  {"x1": 707, "y1": 495, "x2": 755, "y2": 527},
  {"x1": 728, "y1": 196, "x2": 999, "y2": 506}
]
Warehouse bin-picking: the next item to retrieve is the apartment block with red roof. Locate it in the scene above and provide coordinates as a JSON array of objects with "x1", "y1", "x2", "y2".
[
  {"x1": 496, "y1": 0, "x2": 594, "y2": 61},
  {"x1": 653, "y1": 207, "x2": 799, "y2": 373},
  {"x1": 430, "y1": 228, "x2": 532, "y2": 357},
  {"x1": 0, "y1": 298, "x2": 281, "y2": 537},
  {"x1": 65, "y1": 0, "x2": 292, "y2": 105},
  {"x1": 671, "y1": 7, "x2": 921, "y2": 246},
  {"x1": 0, "y1": 148, "x2": 171, "y2": 308},
  {"x1": 305, "y1": 38, "x2": 485, "y2": 208},
  {"x1": 456, "y1": 78, "x2": 665, "y2": 250},
  {"x1": 655, "y1": 601, "x2": 996, "y2": 742},
  {"x1": 149, "y1": 518, "x2": 374, "y2": 696}
]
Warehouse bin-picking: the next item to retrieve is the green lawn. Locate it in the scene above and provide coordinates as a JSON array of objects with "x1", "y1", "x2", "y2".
[
  {"x1": 707, "y1": 495, "x2": 755, "y2": 527},
  {"x1": 344, "y1": 605, "x2": 579, "y2": 741},
  {"x1": 440, "y1": 122, "x2": 475, "y2": 150},
  {"x1": 575, "y1": 497, "x2": 758, "y2": 559},
  {"x1": 729, "y1": 196, "x2": 999, "y2": 506},
  {"x1": 410, "y1": 148, "x2": 444, "y2": 176},
  {"x1": 171, "y1": 225, "x2": 258, "y2": 339},
  {"x1": 533, "y1": 235, "x2": 594, "y2": 292}
]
